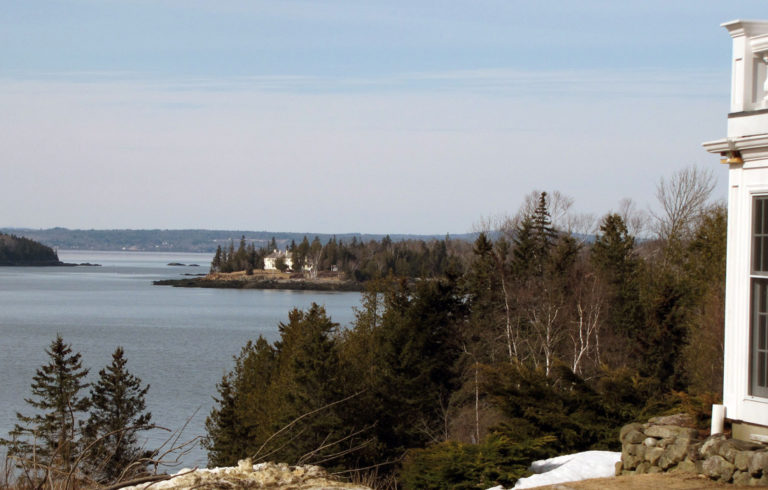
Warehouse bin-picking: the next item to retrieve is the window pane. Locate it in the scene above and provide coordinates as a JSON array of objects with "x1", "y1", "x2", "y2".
[
  {"x1": 763, "y1": 236, "x2": 768, "y2": 273},
  {"x1": 751, "y1": 279, "x2": 768, "y2": 396}
]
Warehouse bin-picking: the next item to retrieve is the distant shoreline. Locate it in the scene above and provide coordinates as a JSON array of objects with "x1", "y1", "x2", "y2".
[{"x1": 0, "y1": 261, "x2": 101, "y2": 267}]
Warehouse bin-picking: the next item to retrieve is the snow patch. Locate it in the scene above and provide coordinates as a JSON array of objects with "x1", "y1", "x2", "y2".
[{"x1": 488, "y1": 450, "x2": 621, "y2": 489}]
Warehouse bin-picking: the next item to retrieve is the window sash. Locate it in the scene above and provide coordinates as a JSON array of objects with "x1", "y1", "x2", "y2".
[{"x1": 752, "y1": 196, "x2": 768, "y2": 397}]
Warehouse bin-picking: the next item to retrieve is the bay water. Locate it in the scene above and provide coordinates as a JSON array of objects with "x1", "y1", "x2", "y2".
[{"x1": 0, "y1": 251, "x2": 360, "y2": 470}]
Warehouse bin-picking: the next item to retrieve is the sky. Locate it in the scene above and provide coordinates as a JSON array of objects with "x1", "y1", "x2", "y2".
[{"x1": 1, "y1": 1, "x2": 766, "y2": 235}]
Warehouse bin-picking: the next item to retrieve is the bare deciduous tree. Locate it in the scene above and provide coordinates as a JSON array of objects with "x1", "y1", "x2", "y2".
[
  {"x1": 570, "y1": 274, "x2": 603, "y2": 376},
  {"x1": 617, "y1": 197, "x2": 648, "y2": 238},
  {"x1": 651, "y1": 166, "x2": 715, "y2": 242}
]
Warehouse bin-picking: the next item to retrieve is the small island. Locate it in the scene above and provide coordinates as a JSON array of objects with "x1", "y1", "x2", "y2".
[
  {"x1": 0, "y1": 233, "x2": 63, "y2": 266},
  {"x1": 152, "y1": 234, "x2": 460, "y2": 292},
  {"x1": 154, "y1": 270, "x2": 363, "y2": 291}
]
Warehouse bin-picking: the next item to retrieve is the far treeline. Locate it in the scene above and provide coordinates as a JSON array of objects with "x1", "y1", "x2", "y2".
[
  {"x1": 0, "y1": 227, "x2": 477, "y2": 254},
  {"x1": 210, "y1": 233, "x2": 466, "y2": 282},
  {"x1": 205, "y1": 166, "x2": 727, "y2": 488},
  {"x1": 0, "y1": 232, "x2": 61, "y2": 266}
]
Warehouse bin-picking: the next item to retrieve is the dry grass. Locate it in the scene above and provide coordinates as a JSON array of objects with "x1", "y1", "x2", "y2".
[{"x1": 528, "y1": 472, "x2": 754, "y2": 489}]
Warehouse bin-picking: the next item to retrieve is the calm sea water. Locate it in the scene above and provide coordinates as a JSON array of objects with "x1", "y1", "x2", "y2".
[{"x1": 0, "y1": 250, "x2": 360, "y2": 470}]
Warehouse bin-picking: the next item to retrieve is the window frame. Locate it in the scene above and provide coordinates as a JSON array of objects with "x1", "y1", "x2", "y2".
[{"x1": 751, "y1": 195, "x2": 768, "y2": 398}]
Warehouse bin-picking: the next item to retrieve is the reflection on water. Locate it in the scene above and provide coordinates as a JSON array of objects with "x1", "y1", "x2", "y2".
[{"x1": 0, "y1": 250, "x2": 360, "y2": 469}]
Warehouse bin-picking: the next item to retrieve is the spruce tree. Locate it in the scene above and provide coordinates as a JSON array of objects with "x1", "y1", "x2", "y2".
[
  {"x1": 204, "y1": 337, "x2": 276, "y2": 466},
  {"x1": 590, "y1": 214, "x2": 644, "y2": 357},
  {"x1": 211, "y1": 245, "x2": 223, "y2": 273},
  {"x1": 1, "y1": 335, "x2": 90, "y2": 474},
  {"x1": 82, "y1": 347, "x2": 152, "y2": 482}
]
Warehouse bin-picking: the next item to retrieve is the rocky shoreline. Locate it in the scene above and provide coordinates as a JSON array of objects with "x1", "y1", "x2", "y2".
[{"x1": 153, "y1": 277, "x2": 364, "y2": 292}]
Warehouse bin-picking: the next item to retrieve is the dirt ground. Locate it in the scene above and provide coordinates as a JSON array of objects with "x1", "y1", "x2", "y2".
[{"x1": 528, "y1": 473, "x2": 760, "y2": 489}]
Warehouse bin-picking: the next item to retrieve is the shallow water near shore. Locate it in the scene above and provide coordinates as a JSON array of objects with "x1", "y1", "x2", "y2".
[{"x1": 0, "y1": 250, "x2": 360, "y2": 469}]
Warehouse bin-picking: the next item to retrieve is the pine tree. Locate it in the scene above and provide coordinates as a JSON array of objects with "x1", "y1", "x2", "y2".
[
  {"x1": 82, "y1": 347, "x2": 152, "y2": 482},
  {"x1": 1, "y1": 335, "x2": 90, "y2": 474}
]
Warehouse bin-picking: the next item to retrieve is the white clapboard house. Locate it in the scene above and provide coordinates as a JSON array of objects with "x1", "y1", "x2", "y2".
[{"x1": 704, "y1": 19, "x2": 768, "y2": 442}]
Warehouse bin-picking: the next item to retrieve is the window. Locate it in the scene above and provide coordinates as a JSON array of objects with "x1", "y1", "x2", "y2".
[{"x1": 752, "y1": 196, "x2": 768, "y2": 397}]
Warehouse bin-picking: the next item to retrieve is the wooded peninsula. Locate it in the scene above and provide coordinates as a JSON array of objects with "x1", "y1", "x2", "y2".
[{"x1": 0, "y1": 232, "x2": 62, "y2": 266}]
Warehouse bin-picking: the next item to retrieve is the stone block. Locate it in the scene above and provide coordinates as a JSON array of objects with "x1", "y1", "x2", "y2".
[
  {"x1": 674, "y1": 460, "x2": 698, "y2": 474},
  {"x1": 614, "y1": 461, "x2": 623, "y2": 476},
  {"x1": 624, "y1": 429, "x2": 646, "y2": 445},
  {"x1": 735, "y1": 450, "x2": 754, "y2": 471},
  {"x1": 622, "y1": 448, "x2": 641, "y2": 470},
  {"x1": 648, "y1": 465, "x2": 663, "y2": 474},
  {"x1": 645, "y1": 447, "x2": 664, "y2": 465},
  {"x1": 702, "y1": 455, "x2": 736, "y2": 482},
  {"x1": 635, "y1": 462, "x2": 651, "y2": 474},
  {"x1": 686, "y1": 441, "x2": 703, "y2": 461},
  {"x1": 658, "y1": 437, "x2": 675, "y2": 448},
  {"x1": 645, "y1": 425, "x2": 685, "y2": 439},
  {"x1": 733, "y1": 470, "x2": 752, "y2": 486},
  {"x1": 626, "y1": 443, "x2": 646, "y2": 458},
  {"x1": 754, "y1": 473, "x2": 768, "y2": 486},
  {"x1": 719, "y1": 438, "x2": 762, "y2": 462},
  {"x1": 659, "y1": 440, "x2": 689, "y2": 469},
  {"x1": 620, "y1": 423, "x2": 644, "y2": 443},
  {"x1": 648, "y1": 413, "x2": 695, "y2": 427},
  {"x1": 700, "y1": 435, "x2": 727, "y2": 459},
  {"x1": 749, "y1": 451, "x2": 768, "y2": 477}
]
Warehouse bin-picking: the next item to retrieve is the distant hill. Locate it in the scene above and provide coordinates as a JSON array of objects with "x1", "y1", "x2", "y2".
[
  {"x1": 0, "y1": 228, "x2": 479, "y2": 254},
  {"x1": 0, "y1": 233, "x2": 61, "y2": 266}
]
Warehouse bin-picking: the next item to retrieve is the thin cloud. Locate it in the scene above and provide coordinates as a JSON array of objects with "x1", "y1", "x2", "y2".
[{"x1": 0, "y1": 66, "x2": 728, "y2": 100}]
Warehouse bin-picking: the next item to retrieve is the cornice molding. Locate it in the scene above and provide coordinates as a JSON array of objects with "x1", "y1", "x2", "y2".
[
  {"x1": 752, "y1": 34, "x2": 768, "y2": 57},
  {"x1": 704, "y1": 135, "x2": 768, "y2": 162},
  {"x1": 723, "y1": 20, "x2": 768, "y2": 39}
]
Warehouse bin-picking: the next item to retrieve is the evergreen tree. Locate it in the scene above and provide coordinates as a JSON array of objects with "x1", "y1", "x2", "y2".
[
  {"x1": 211, "y1": 245, "x2": 223, "y2": 273},
  {"x1": 82, "y1": 347, "x2": 152, "y2": 482},
  {"x1": 268, "y1": 304, "x2": 343, "y2": 464},
  {"x1": 464, "y1": 233, "x2": 507, "y2": 362},
  {"x1": 512, "y1": 215, "x2": 538, "y2": 277},
  {"x1": 370, "y1": 279, "x2": 463, "y2": 455},
  {"x1": 682, "y1": 205, "x2": 727, "y2": 394},
  {"x1": 205, "y1": 307, "x2": 350, "y2": 468},
  {"x1": 235, "y1": 236, "x2": 248, "y2": 271},
  {"x1": 204, "y1": 337, "x2": 276, "y2": 466},
  {"x1": 2, "y1": 335, "x2": 90, "y2": 474},
  {"x1": 590, "y1": 214, "x2": 644, "y2": 352}
]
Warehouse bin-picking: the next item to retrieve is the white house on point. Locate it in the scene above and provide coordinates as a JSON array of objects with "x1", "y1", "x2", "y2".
[{"x1": 704, "y1": 19, "x2": 768, "y2": 442}]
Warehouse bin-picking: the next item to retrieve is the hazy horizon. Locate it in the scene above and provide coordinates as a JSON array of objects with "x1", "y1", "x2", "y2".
[{"x1": 3, "y1": 1, "x2": 764, "y2": 234}]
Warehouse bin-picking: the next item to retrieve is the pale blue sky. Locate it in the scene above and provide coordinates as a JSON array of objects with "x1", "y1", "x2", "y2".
[{"x1": 1, "y1": 1, "x2": 765, "y2": 234}]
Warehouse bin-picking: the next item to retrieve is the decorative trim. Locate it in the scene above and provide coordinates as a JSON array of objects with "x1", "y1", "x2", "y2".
[
  {"x1": 753, "y1": 34, "x2": 768, "y2": 56},
  {"x1": 729, "y1": 108, "x2": 768, "y2": 118},
  {"x1": 704, "y1": 135, "x2": 768, "y2": 155}
]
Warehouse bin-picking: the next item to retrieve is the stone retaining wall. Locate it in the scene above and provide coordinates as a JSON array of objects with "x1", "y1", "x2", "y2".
[{"x1": 617, "y1": 414, "x2": 768, "y2": 486}]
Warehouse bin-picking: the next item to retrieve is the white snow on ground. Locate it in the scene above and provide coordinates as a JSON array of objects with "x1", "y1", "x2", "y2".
[{"x1": 487, "y1": 450, "x2": 621, "y2": 490}]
